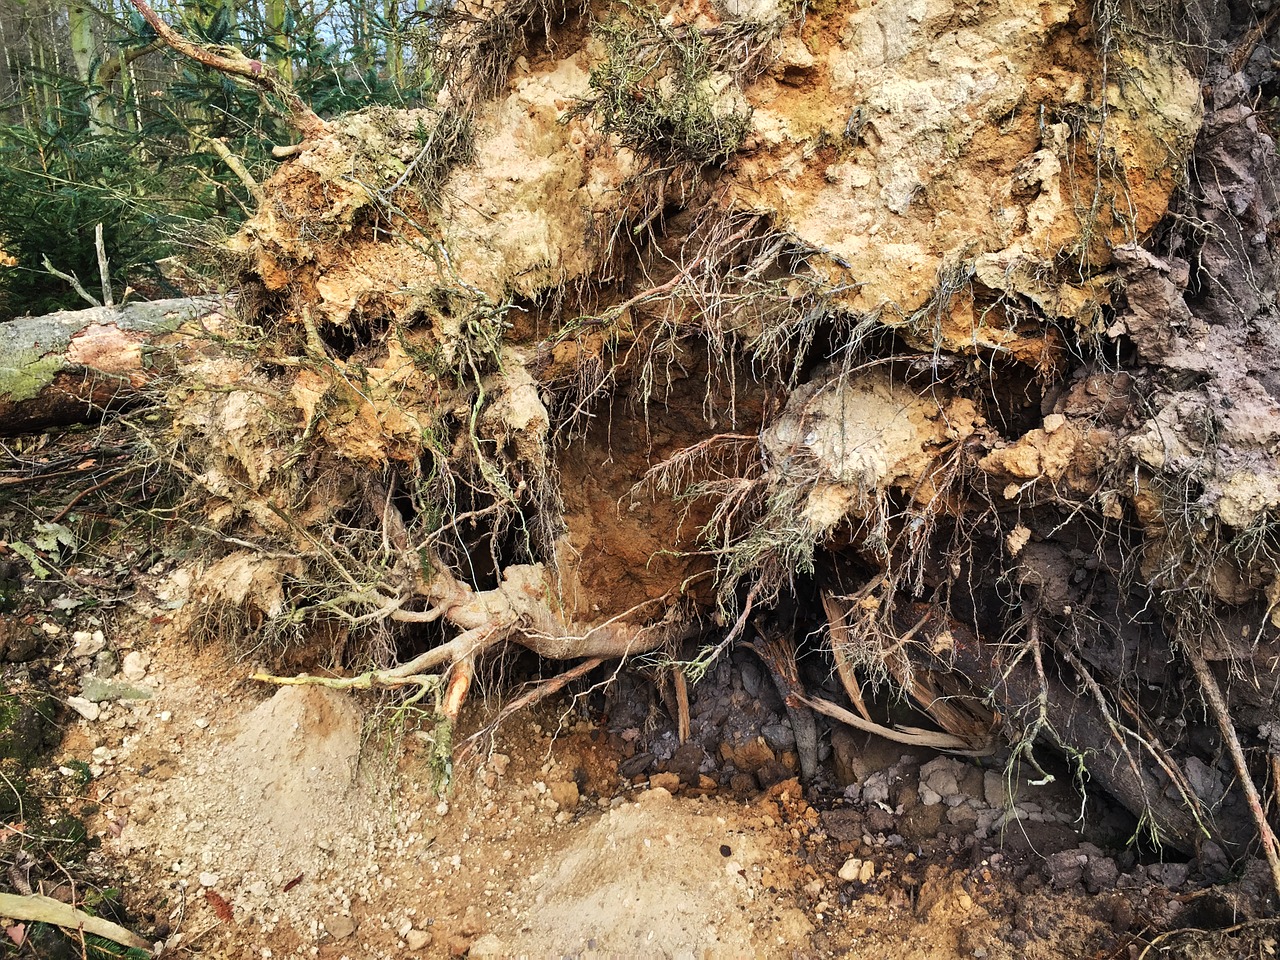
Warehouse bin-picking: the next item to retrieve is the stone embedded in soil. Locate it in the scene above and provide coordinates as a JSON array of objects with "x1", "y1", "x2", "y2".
[
  {"x1": 755, "y1": 759, "x2": 795, "y2": 790},
  {"x1": 325, "y1": 916, "x2": 356, "y2": 940},
  {"x1": 648, "y1": 772, "x2": 680, "y2": 792},
  {"x1": 760, "y1": 721, "x2": 796, "y2": 753},
  {"x1": 71, "y1": 629, "x2": 105, "y2": 658},
  {"x1": 1084, "y1": 856, "x2": 1119, "y2": 894},
  {"x1": 860, "y1": 772, "x2": 891, "y2": 806},
  {"x1": 1045, "y1": 849, "x2": 1088, "y2": 889},
  {"x1": 838, "y1": 857, "x2": 875, "y2": 883},
  {"x1": 66, "y1": 696, "x2": 100, "y2": 721},
  {"x1": 92, "y1": 649, "x2": 118, "y2": 677},
  {"x1": 405, "y1": 928, "x2": 432, "y2": 951},
  {"x1": 548, "y1": 780, "x2": 579, "y2": 811},
  {"x1": 919, "y1": 757, "x2": 963, "y2": 805},
  {"x1": 1146, "y1": 862, "x2": 1190, "y2": 888},
  {"x1": 81, "y1": 676, "x2": 153, "y2": 703},
  {"x1": 121, "y1": 650, "x2": 150, "y2": 681}
]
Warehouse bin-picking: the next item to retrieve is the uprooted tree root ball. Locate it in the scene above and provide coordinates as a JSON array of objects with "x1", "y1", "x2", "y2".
[{"x1": 79, "y1": 0, "x2": 1280, "y2": 908}]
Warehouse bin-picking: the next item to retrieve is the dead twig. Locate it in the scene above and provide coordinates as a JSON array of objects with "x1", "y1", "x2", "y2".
[
  {"x1": 51, "y1": 465, "x2": 143, "y2": 523},
  {"x1": 823, "y1": 591, "x2": 873, "y2": 723},
  {"x1": 94, "y1": 224, "x2": 113, "y2": 308},
  {"x1": 1187, "y1": 649, "x2": 1280, "y2": 901},
  {"x1": 673, "y1": 667, "x2": 690, "y2": 743},
  {"x1": 463, "y1": 656, "x2": 606, "y2": 754},
  {"x1": 798, "y1": 694, "x2": 993, "y2": 754},
  {"x1": 0, "y1": 892, "x2": 151, "y2": 952},
  {"x1": 40, "y1": 255, "x2": 100, "y2": 307}
]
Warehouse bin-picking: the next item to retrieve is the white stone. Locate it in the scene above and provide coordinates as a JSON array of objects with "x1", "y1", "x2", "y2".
[
  {"x1": 67, "y1": 697, "x2": 100, "y2": 721},
  {"x1": 838, "y1": 857, "x2": 863, "y2": 882},
  {"x1": 71, "y1": 630, "x2": 104, "y2": 657},
  {"x1": 121, "y1": 651, "x2": 150, "y2": 682},
  {"x1": 405, "y1": 929, "x2": 432, "y2": 950}
]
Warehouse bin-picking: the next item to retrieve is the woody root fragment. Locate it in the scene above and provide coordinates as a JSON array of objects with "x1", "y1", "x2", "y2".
[{"x1": 252, "y1": 563, "x2": 674, "y2": 728}]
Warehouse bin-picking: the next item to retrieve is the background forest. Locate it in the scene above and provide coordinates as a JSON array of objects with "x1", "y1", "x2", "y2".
[{"x1": 0, "y1": 0, "x2": 429, "y2": 318}]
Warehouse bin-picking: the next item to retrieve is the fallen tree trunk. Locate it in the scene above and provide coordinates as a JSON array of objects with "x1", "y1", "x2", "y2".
[{"x1": 0, "y1": 297, "x2": 220, "y2": 434}]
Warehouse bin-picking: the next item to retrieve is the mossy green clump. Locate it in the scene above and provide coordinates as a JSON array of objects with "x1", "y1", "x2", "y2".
[
  {"x1": 0, "y1": 349, "x2": 64, "y2": 404},
  {"x1": 0, "y1": 691, "x2": 57, "y2": 763},
  {"x1": 576, "y1": 4, "x2": 753, "y2": 168}
]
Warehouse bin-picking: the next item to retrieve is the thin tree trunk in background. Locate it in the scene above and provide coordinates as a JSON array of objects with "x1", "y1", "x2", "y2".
[
  {"x1": 385, "y1": 0, "x2": 401, "y2": 85},
  {"x1": 265, "y1": 0, "x2": 289, "y2": 78},
  {"x1": 67, "y1": 0, "x2": 99, "y2": 122}
]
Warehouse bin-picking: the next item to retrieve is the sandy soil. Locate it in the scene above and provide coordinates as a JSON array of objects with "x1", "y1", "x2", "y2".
[{"x1": 42, "y1": 605, "x2": 1147, "y2": 960}]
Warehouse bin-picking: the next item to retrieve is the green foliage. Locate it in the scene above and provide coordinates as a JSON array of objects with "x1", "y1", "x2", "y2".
[
  {"x1": 0, "y1": 111, "x2": 174, "y2": 317},
  {"x1": 0, "y1": 0, "x2": 440, "y2": 321},
  {"x1": 577, "y1": 3, "x2": 752, "y2": 167}
]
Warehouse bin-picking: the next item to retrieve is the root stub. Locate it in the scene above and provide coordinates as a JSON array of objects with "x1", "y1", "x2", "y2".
[{"x1": 252, "y1": 563, "x2": 679, "y2": 751}]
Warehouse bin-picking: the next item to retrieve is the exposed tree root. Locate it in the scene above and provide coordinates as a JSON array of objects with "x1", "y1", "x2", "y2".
[
  {"x1": 823, "y1": 592, "x2": 874, "y2": 724},
  {"x1": 462, "y1": 655, "x2": 607, "y2": 757},
  {"x1": 799, "y1": 694, "x2": 992, "y2": 754},
  {"x1": 925, "y1": 609, "x2": 1225, "y2": 856},
  {"x1": 1188, "y1": 650, "x2": 1280, "y2": 902},
  {"x1": 0, "y1": 892, "x2": 152, "y2": 952},
  {"x1": 253, "y1": 562, "x2": 681, "y2": 760},
  {"x1": 750, "y1": 623, "x2": 819, "y2": 780}
]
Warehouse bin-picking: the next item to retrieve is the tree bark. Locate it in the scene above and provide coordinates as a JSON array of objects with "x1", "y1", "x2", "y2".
[
  {"x1": 0, "y1": 297, "x2": 221, "y2": 434},
  {"x1": 127, "y1": 0, "x2": 327, "y2": 140}
]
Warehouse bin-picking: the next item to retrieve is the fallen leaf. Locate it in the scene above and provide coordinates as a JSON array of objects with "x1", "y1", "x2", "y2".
[
  {"x1": 205, "y1": 889, "x2": 233, "y2": 922},
  {"x1": 4, "y1": 923, "x2": 24, "y2": 945}
]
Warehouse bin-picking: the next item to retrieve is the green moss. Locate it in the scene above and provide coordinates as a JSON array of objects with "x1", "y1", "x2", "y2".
[
  {"x1": 0, "y1": 691, "x2": 57, "y2": 763},
  {"x1": 0, "y1": 757, "x2": 27, "y2": 818},
  {"x1": 0, "y1": 348, "x2": 64, "y2": 402}
]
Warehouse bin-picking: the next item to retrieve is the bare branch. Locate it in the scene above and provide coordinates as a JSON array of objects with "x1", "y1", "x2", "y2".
[
  {"x1": 40, "y1": 255, "x2": 100, "y2": 307},
  {"x1": 126, "y1": 0, "x2": 327, "y2": 140},
  {"x1": 194, "y1": 134, "x2": 267, "y2": 205},
  {"x1": 95, "y1": 223, "x2": 113, "y2": 307}
]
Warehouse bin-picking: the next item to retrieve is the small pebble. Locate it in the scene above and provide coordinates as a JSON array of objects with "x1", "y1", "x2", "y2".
[
  {"x1": 405, "y1": 929, "x2": 432, "y2": 950},
  {"x1": 67, "y1": 696, "x2": 100, "y2": 721}
]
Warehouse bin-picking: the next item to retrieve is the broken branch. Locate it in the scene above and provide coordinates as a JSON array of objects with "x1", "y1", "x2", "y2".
[
  {"x1": 126, "y1": 0, "x2": 327, "y2": 139},
  {"x1": 0, "y1": 892, "x2": 152, "y2": 952}
]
